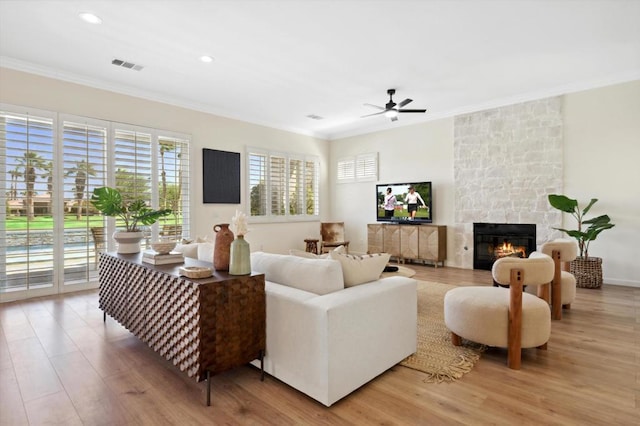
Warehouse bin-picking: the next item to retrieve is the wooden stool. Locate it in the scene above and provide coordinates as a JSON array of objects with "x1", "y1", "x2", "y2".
[{"x1": 304, "y1": 239, "x2": 319, "y2": 255}]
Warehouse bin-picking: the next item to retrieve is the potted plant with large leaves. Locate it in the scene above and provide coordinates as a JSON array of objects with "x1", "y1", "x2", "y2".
[
  {"x1": 91, "y1": 186, "x2": 172, "y2": 253},
  {"x1": 548, "y1": 194, "x2": 615, "y2": 288}
]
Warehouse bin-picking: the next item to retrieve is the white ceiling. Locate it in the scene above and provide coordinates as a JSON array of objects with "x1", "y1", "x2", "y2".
[{"x1": 1, "y1": 0, "x2": 639, "y2": 140}]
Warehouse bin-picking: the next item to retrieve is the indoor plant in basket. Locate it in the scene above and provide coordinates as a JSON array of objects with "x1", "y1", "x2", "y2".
[
  {"x1": 548, "y1": 194, "x2": 615, "y2": 288},
  {"x1": 91, "y1": 186, "x2": 172, "y2": 253}
]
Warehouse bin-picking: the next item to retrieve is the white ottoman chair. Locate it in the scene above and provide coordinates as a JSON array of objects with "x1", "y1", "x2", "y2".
[{"x1": 444, "y1": 253, "x2": 555, "y2": 369}]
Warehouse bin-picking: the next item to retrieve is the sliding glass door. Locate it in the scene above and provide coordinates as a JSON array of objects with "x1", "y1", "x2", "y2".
[
  {"x1": 1, "y1": 105, "x2": 191, "y2": 302},
  {"x1": 60, "y1": 118, "x2": 108, "y2": 286},
  {"x1": 1, "y1": 108, "x2": 57, "y2": 298}
]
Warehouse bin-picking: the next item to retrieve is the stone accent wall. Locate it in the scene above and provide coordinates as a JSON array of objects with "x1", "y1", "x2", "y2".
[{"x1": 453, "y1": 97, "x2": 563, "y2": 269}]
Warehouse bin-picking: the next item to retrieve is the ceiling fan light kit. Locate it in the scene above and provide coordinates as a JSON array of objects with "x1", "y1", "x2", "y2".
[{"x1": 362, "y1": 88, "x2": 427, "y2": 122}]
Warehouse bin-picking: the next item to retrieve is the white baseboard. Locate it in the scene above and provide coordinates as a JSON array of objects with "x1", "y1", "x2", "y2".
[{"x1": 603, "y1": 277, "x2": 640, "y2": 288}]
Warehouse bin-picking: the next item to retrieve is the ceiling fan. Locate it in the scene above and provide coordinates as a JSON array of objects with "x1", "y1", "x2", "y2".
[{"x1": 362, "y1": 88, "x2": 427, "y2": 121}]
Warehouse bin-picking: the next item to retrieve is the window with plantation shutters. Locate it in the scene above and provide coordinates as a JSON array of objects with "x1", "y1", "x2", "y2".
[
  {"x1": 270, "y1": 154, "x2": 286, "y2": 216},
  {"x1": 356, "y1": 152, "x2": 378, "y2": 181},
  {"x1": 113, "y1": 128, "x2": 153, "y2": 209},
  {"x1": 0, "y1": 108, "x2": 56, "y2": 295},
  {"x1": 337, "y1": 152, "x2": 378, "y2": 183},
  {"x1": 61, "y1": 117, "x2": 108, "y2": 286},
  {"x1": 248, "y1": 152, "x2": 267, "y2": 216},
  {"x1": 1, "y1": 104, "x2": 191, "y2": 302},
  {"x1": 157, "y1": 135, "x2": 190, "y2": 240},
  {"x1": 247, "y1": 147, "x2": 318, "y2": 221},
  {"x1": 304, "y1": 159, "x2": 319, "y2": 215},
  {"x1": 289, "y1": 157, "x2": 303, "y2": 215},
  {"x1": 337, "y1": 157, "x2": 355, "y2": 182}
]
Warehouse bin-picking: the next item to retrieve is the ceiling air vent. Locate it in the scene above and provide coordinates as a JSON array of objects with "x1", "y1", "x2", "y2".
[
  {"x1": 111, "y1": 58, "x2": 144, "y2": 71},
  {"x1": 306, "y1": 114, "x2": 324, "y2": 120}
]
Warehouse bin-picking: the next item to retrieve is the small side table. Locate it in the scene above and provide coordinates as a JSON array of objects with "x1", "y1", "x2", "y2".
[{"x1": 304, "y1": 239, "x2": 319, "y2": 255}]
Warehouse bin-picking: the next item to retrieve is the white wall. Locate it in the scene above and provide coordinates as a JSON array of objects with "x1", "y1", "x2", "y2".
[
  {"x1": 331, "y1": 80, "x2": 640, "y2": 287},
  {"x1": 329, "y1": 118, "x2": 456, "y2": 259},
  {"x1": 563, "y1": 81, "x2": 640, "y2": 286},
  {"x1": 0, "y1": 68, "x2": 329, "y2": 254}
]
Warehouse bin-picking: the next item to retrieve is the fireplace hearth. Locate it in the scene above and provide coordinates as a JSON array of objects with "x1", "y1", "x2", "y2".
[{"x1": 473, "y1": 223, "x2": 537, "y2": 270}]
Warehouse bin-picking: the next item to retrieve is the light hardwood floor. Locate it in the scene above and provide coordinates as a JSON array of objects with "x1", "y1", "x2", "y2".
[{"x1": 1, "y1": 265, "x2": 638, "y2": 425}]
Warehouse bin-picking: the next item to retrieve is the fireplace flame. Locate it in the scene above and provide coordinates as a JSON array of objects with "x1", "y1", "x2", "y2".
[{"x1": 492, "y1": 240, "x2": 527, "y2": 259}]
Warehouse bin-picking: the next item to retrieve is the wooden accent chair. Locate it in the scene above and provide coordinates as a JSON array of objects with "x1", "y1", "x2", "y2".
[
  {"x1": 538, "y1": 239, "x2": 578, "y2": 320},
  {"x1": 160, "y1": 224, "x2": 183, "y2": 241},
  {"x1": 444, "y1": 253, "x2": 555, "y2": 369},
  {"x1": 90, "y1": 227, "x2": 106, "y2": 267},
  {"x1": 319, "y1": 222, "x2": 349, "y2": 254}
]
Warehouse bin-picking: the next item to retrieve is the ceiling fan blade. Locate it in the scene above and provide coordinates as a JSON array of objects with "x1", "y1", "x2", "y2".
[
  {"x1": 398, "y1": 108, "x2": 427, "y2": 113},
  {"x1": 361, "y1": 111, "x2": 386, "y2": 118},
  {"x1": 361, "y1": 90, "x2": 427, "y2": 120},
  {"x1": 363, "y1": 103, "x2": 385, "y2": 111}
]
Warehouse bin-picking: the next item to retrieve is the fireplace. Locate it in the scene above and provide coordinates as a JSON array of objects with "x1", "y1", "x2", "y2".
[{"x1": 473, "y1": 223, "x2": 537, "y2": 270}]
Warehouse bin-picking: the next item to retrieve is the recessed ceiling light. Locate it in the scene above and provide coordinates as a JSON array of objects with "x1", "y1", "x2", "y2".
[
  {"x1": 79, "y1": 12, "x2": 102, "y2": 24},
  {"x1": 200, "y1": 55, "x2": 214, "y2": 63}
]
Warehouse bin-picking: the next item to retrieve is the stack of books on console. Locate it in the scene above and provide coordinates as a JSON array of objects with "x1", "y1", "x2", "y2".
[{"x1": 141, "y1": 250, "x2": 185, "y2": 265}]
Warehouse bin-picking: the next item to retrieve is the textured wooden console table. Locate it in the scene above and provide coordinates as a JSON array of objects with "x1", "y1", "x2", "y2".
[{"x1": 98, "y1": 252, "x2": 266, "y2": 406}]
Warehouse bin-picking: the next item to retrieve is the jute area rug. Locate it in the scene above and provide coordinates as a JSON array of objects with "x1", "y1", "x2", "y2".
[{"x1": 399, "y1": 280, "x2": 485, "y2": 383}]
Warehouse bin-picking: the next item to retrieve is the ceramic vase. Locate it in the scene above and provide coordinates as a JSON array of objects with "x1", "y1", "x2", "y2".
[
  {"x1": 113, "y1": 230, "x2": 144, "y2": 254},
  {"x1": 229, "y1": 235, "x2": 251, "y2": 275},
  {"x1": 213, "y1": 223, "x2": 234, "y2": 271}
]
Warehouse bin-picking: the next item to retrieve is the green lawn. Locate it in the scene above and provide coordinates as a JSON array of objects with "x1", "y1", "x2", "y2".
[{"x1": 5, "y1": 215, "x2": 105, "y2": 230}]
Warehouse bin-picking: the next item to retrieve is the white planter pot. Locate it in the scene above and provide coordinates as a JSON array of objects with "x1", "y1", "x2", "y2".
[{"x1": 113, "y1": 231, "x2": 144, "y2": 254}]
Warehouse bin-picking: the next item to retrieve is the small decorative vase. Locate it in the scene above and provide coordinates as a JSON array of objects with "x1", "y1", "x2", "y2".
[
  {"x1": 112, "y1": 230, "x2": 144, "y2": 254},
  {"x1": 213, "y1": 223, "x2": 234, "y2": 271},
  {"x1": 229, "y1": 235, "x2": 251, "y2": 275}
]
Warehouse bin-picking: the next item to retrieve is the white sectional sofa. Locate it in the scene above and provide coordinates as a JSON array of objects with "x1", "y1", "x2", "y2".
[
  {"x1": 175, "y1": 243, "x2": 418, "y2": 406},
  {"x1": 250, "y1": 251, "x2": 417, "y2": 406}
]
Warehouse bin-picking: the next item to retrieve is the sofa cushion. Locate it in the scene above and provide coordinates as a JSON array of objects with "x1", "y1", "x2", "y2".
[
  {"x1": 289, "y1": 245, "x2": 346, "y2": 259},
  {"x1": 195, "y1": 235, "x2": 215, "y2": 244},
  {"x1": 197, "y1": 242, "x2": 214, "y2": 263},
  {"x1": 251, "y1": 252, "x2": 344, "y2": 295},
  {"x1": 328, "y1": 252, "x2": 391, "y2": 287},
  {"x1": 174, "y1": 242, "x2": 214, "y2": 261},
  {"x1": 174, "y1": 242, "x2": 199, "y2": 259}
]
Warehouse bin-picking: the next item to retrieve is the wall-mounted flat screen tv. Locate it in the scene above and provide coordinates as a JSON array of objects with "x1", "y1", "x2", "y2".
[{"x1": 376, "y1": 181, "x2": 432, "y2": 223}]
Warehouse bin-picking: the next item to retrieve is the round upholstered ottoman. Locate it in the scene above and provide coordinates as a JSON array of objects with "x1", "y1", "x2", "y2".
[{"x1": 444, "y1": 286, "x2": 551, "y2": 349}]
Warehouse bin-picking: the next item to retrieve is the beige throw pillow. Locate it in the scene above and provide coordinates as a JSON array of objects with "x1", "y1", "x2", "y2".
[
  {"x1": 328, "y1": 252, "x2": 391, "y2": 287},
  {"x1": 289, "y1": 245, "x2": 346, "y2": 259}
]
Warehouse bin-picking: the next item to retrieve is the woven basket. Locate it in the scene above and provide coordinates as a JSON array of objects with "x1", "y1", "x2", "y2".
[{"x1": 570, "y1": 257, "x2": 603, "y2": 289}]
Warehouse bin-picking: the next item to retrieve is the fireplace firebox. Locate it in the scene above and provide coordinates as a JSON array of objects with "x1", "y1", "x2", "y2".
[{"x1": 473, "y1": 223, "x2": 537, "y2": 270}]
